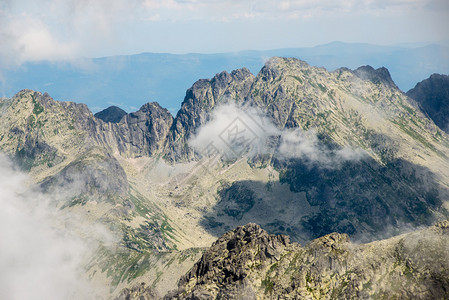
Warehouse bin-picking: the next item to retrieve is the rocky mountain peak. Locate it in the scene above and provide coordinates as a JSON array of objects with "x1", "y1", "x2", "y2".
[
  {"x1": 353, "y1": 65, "x2": 398, "y2": 88},
  {"x1": 115, "y1": 101, "x2": 173, "y2": 157},
  {"x1": 126, "y1": 101, "x2": 172, "y2": 124},
  {"x1": 165, "y1": 68, "x2": 256, "y2": 162},
  {"x1": 407, "y1": 73, "x2": 449, "y2": 132},
  {"x1": 230, "y1": 67, "x2": 253, "y2": 80},
  {"x1": 212, "y1": 223, "x2": 290, "y2": 258},
  {"x1": 170, "y1": 223, "x2": 291, "y2": 299},
  {"x1": 94, "y1": 106, "x2": 127, "y2": 123},
  {"x1": 259, "y1": 57, "x2": 310, "y2": 81},
  {"x1": 168, "y1": 221, "x2": 449, "y2": 299}
]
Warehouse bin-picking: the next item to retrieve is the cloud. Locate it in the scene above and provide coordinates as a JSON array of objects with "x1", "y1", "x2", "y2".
[
  {"x1": 278, "y1": 129, "x2": 367, "y2": 164},
  {"x1": 0, "y1": 0, "x2": 141, "y2": 66},
  {"x1": 140, "y1": 0, "x2": 432, "y2": 18},
  {"x1": 0, "y1": 15, "x2": 78, "y2": 66},
  {"x1": 0, "y1": 154, "x2": 109, "y2": 300},
  {"x1": 188, "y1": 102, "x2": 277, "y2": 159},
  {"x1": 0, "y1": 0, "x2": 446, "y2": 65},
  {"x1": 188, "y1": 102, "x2": 367, "y2": 165}
]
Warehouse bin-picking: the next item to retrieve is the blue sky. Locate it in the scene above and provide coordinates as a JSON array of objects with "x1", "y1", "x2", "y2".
[{"x1": 0, "y1": 0, "x2": 448, "y2": 67}]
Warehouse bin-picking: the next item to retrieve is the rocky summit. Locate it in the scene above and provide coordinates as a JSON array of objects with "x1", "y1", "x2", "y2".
[
  {"x1": 407, "y1": 73, "x2": 449, "y2": 133},
  {"x1": 0, "y1": 57, "x2": 448, "y2": 299},
  {"x1": 95, "y1": 106, "x2": 128, "y2": 123},
  {"x1": 168, "y1": 222, "x2": 449, "y2": 299}
]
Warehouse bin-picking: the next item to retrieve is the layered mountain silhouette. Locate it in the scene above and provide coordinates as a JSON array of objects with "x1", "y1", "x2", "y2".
[{"x1": 3, "y1": 42, "x2": 449, "y2": 113}]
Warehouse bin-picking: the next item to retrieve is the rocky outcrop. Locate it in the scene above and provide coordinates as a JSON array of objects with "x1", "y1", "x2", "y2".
[
  {"x1": 0, "y1": 90, "x2": 173, "y2": 164},
  {"x1": 115, "y1": 282, "x2": 159, "y2": 300},
  {"x1": 112, "y1": 102, "x2": 173, "y2": 157},
  {"x1": 40, "y1": 147, "x2": 129, "y2": 202},
  {"x1": 407, "y1": 73, "x2": 449, "y2": 133},
  {"x1": 353, "y1": 65, "x2": 398, "y2": 89},
  {"x1": 167, "y1": 223, "x2": 290, "y2": 299},
  {"x1": 94, "y1": 106, "x2": 127, "y2": 123},
  {"x1": 169, "y1": 222, "x2": 449, "y2": 299},
  {"x1": 165, "y1": 68, "x2": 255, "y2": 162}
]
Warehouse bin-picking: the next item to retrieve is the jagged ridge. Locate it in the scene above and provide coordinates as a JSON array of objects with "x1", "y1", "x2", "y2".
[
  {"x1": 1, "y1": 57, "x2": 449, "y2": 298},
  {"x1": 167, "y1": 222, "x2": 449, "y2": 299}
]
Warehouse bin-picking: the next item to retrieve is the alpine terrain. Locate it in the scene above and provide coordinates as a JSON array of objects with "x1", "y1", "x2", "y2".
[{"x1": 1, "y1": 57, "x2": 448, "y2": 299}]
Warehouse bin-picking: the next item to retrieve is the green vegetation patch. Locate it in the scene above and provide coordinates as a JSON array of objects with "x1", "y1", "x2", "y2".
[
  {"x1": 31, "y1": 95, "x2": 44, "y2": 115},
  {"x1": 261, "y1": 277, "x2": 274, "y2": 294},
  {"x1": 317, "y1": 83, "x2": 327, "y2": 93},
  {"x1": 391, "y1": 118, "x2": 445, "y2": 157},
  {"x1": 288, "y1": 75, "x2": 303, "y2": 84}
]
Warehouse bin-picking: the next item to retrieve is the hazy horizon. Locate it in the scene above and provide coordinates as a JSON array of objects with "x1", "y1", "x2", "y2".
[{"x1": 1, "y1": 0, "x2": 448, "y2": 67}]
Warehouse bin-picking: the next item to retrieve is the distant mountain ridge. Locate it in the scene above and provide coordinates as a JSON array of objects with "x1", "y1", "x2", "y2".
[{"x1": 2, "y1": 42, "x2": 448, "y2": 113}]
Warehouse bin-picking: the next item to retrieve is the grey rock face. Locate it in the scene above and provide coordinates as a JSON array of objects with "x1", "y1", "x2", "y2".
[
  {"x1": 353, "y1": 65, "x2": 398, "y2": 89},
  {"x1": 170, "y1": 223, "x2": 289, "y2": 299},
  {"x1": 115, "y1": 282, "x2": 159, "y2": 300},
  {"x1": 113, "y1": 102, "x2": 173, "y2": 157},
  {"x1": 170, "y1": 222, "x2": 449, "y2": 299},
  {"x1": 41, "y1": 147, "x2": 129, "y2": 202},
  {"x1": 165, "y1": 68, "x2": 255, "y2": 162},
  {"x1": 94, "y1": 106, "x2": 127, "y2": 123},
  {"x1": 14, "y1": 131, "x2": 63, "y2": 171},
  {"x1": 407, "y1": 73, "x2": 449, "y2": 133},
  {"x1": 2, "y1": 90, "x2": 174, "y2": 160}
]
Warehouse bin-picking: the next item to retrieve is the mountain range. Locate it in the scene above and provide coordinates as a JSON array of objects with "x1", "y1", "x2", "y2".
[
  {"x1": 1, "y1": 56, "x2": 449, "y2": 299},
  {"x1": 2, "y1": 42, "x2": 449, "y2": 114}
]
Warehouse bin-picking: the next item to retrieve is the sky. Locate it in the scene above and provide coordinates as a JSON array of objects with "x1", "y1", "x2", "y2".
[{"x1": 0, "y1": 0, "x2": 448, "y2": 67}]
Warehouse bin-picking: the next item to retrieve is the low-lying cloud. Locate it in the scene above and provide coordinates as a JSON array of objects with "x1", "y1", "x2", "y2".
[
  {"x1": 0, "y1": 154, "x2": 109, "y2": 300},
  {"x1": 188, "y1": 102, "x2": 367, "y2": 166},
  {"x1": 188, "y1": 103, "x2": 277, "y2": 159},
  {"x1": 278, "y1": 128, "x2": 367, "y2": 164}
]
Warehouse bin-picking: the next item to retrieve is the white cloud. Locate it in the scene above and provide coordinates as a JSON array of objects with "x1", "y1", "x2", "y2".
[
  {"x1": 278, "y1": 128, "x2": 367, "y2": 163},
  {"x1": 0, "y1": 0, "x2": 446, "y2": 64},
  {"x1": 0, "y1": 154, "x2": 108, "y2": 300},
  {"x1": 0, "y1": 0, "x2": 141, "y2": 66},
  {"x1": 0, "y1": 16, "x2": 78, "y2": 65},
  {"x1": 188, "y1": 102, "x2": 278, "y2": 159},
  {"x1": 189, "y1": 102, "x2": 367, "y2": 165}
]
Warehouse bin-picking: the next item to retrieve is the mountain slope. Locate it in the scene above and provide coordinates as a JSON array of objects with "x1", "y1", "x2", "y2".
[
  {"x1": 2, "y1": 58, "x2": 449, "y2": 243},
  {"x1": 165, "y1": 68, "x2": 255, "y2": 162},
  {"x1": 0, "y1": 90, "x2": 199, "y2": 297},
  {"x1": 169, "y1": 57, "x2": 449, "y2": 241},
  {"x1": 1, "y1": 57, "x2": 449, "y2": 297}
]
